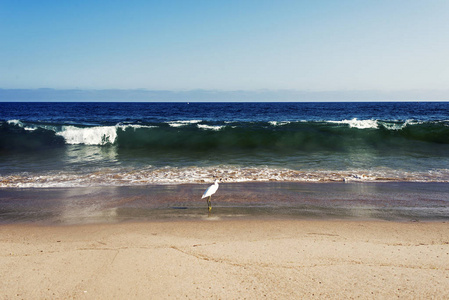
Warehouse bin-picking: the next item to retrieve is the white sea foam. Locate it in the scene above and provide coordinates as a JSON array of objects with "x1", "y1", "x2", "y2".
[
  {"x1": 7, "y1": 119, "x2": 22, "y2": 126},
  {"x1": 168, "y1": 123, "x2": 185, "y2": 128},
  {"x1": 380, "y1": 121, "x2": 405, "y2": 130},
  {"x1": 269, "y1": 121, "x2": 291, "y2": 126},
  {"x1": 55, "y1": 124, "x2": 156, "y2": 145},
  {"x1": 57, "y1": 126, "x2": 118, "y2": 145},
  {"x1": 116, "y1": 123, "x2": 156, "y2": 130},
  {"x1": 330, "y1": 118, "x2": 379, "y2": 129},
  {"x1": 197, "y1": 124, "x2": 224, "y2": 131},
  {"x1": 168, "y1": 120, "x2": 202, "y2": 127},
  {"x1": 2, "y1": 166, "x2": 449, "y2": 188},
  {"x1": 379, "y1": 119, "x2": 422, "y2": 130},
  {"x1": 5, "y1": 121, "x2": 157, "y2": 146},
  {"x1": 7, "y1": 119, "x2": 47, "y2": 131}
]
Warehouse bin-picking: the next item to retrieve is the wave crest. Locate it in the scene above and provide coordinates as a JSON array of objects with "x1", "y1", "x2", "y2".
[
  {"x1": 56, "y1": 124, "x2": 157, "y2": 145},
  {"x1": 329, "y1": 118, "x2": 379, "y2": 129},
  {"x1": 2, "y1": 119, "x2": 449, "y2": 150},
  {"x1": 57, "y1": 126, "x2": 117, "y2": 145}
]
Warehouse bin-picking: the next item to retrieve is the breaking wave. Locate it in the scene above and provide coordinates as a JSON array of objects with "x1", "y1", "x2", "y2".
[
  {"x1": 1, "y1": 119, "x2": 448, "y2": 152},
  {"x1": 57, "y1": 125, "x2": 118, "y2": 145}
]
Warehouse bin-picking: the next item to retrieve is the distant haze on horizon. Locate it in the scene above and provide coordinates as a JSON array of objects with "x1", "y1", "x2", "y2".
[
  {"x1": 1, "y1": 88, "x2": 448, "y2": 102},
  {"x1": 1, "y1": 0, "x2": 448, "y2": 100}
]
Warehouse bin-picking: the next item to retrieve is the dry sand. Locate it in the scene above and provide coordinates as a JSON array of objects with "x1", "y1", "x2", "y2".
[{"x1": 1, "y1": 219, "x2": 448, "y2": 299}]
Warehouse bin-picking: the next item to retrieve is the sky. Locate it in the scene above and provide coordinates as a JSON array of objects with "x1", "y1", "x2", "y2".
[{"x1": 1, "y1": 0, "x2": 448, "y2": 100}]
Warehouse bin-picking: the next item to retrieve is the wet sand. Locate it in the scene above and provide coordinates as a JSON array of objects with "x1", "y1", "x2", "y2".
[
  {"x1": 1, "y1": 182, "x2": 449, "y2": 224},
  {"x1": 1, "y1": 219, "x2": 448, "y2": 299}
]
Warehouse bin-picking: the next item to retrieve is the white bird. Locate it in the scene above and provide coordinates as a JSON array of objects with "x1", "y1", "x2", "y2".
[{"x1": 201, "y1": 179, "x2": 220, "y2": 211}]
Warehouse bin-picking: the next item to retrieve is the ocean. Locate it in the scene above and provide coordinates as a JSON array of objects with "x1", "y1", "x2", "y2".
[{"x1": 1, "y1": 102, "x2": 449, "y2": 223}]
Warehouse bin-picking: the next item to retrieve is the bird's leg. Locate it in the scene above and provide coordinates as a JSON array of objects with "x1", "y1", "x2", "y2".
[{"x1": 207, "y1": 196, "x2": 212, "y2": 211}]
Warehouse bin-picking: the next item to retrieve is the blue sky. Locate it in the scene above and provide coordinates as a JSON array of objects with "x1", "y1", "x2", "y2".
[{"x1": 1, "y1": 0, "x2": 448, "y2": 99}]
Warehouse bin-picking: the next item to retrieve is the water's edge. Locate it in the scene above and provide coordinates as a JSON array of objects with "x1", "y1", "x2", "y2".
[{"x1": 1, "y1": 182, "x2": 448, "y2": 225}]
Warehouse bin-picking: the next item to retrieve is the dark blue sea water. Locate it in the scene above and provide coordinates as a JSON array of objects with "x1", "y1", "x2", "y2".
[{"x1": 1, "y1": 102, "x2": 449, "y2": 187}]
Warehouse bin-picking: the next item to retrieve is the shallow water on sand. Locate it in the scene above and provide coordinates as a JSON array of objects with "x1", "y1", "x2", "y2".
[{"x1": 1, "y1": 182, "x2": 448, "y2": 225}]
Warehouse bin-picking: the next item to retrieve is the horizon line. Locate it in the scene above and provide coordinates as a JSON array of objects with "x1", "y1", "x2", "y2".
[{"x1": 1, "y1": 88, "x2": 448, "y2": 102}]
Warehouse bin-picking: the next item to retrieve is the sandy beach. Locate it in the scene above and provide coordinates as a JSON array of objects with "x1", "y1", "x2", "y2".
[{"x1": 1, "y1": 219, "x2": 448, "y2": 299}]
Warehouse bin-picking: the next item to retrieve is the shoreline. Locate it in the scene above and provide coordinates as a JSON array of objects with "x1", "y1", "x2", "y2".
[
  {"x1": 1, "y1": 181, "x2": 449, "y2": 225},
  {"x1": 1, "y1": 219, "x2": 448, "y2": 299}
]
